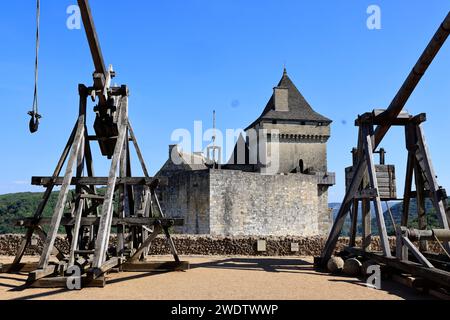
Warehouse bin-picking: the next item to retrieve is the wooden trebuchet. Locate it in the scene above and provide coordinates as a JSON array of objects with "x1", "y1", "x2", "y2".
[
  {"x1": 6, "y1": 0, "x2": 188, "y2": 288},
  {"x1": 316, "y1": 11, "x2": 450, "y2": 292},
  {"x1": 318, "y1": 11, "x2": 450, "y2": 267}
]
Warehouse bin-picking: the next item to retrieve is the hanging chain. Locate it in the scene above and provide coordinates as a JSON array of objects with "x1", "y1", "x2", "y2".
[{"x1": 28, "y1": 0, "x2": 42, "y2": 133}]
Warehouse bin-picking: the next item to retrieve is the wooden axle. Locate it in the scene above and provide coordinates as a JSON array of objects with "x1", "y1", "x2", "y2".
[{"x1": 407, "y1": 229, "x2": 450, "y2": 242}]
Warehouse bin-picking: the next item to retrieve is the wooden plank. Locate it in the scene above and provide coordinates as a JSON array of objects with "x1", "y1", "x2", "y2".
[
  {"x1": 30, "y1": 276, "x2": 105, "y2": 288},
  {"x1": 391, "y1": 274, "x2": 428, "y2": 290},
  {"x1": 121, "y1": 261, "x2": 189, "y2": 272},
  {"x1": 17, "y1": 217, "x2": 183, "y2": 227},
  {"x1": 31, "y1": 176, "x2": 167, "y2": 186},
  {"x1": 1, "y1": 262, "x2": 39, "y2": 273},
  {"x1": 363, "y1": 127, "x2": 391, "y2": 257},
  {"x1": 27, "y1": 264, "x2": 59, "y2": 282},
  {"x1": 39, "y1": 116, "x2": 85, "y2": 269}
]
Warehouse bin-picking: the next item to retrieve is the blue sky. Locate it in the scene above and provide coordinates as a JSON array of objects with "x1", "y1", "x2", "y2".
[{"x1": 0, "y1": 1, "x2": 449, "y2": 202}]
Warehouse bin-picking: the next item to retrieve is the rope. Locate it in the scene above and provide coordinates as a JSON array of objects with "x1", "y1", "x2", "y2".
[{"x1": 28, "y1": 0, "x2": 41, "y2": 133}]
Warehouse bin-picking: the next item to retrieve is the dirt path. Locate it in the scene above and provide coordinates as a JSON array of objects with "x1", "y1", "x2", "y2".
[{"x1": 0, "y1": 255, "x2": 432, "y2": 300}]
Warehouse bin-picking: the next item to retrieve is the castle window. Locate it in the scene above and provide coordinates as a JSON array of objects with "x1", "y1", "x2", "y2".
[{"x1": 272, "y1": 120, "x2": 277, "y2": 124}]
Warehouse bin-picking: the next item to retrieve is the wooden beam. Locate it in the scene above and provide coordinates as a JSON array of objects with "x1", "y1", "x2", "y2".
[
  {"x1": 17, "y1": 217, "x2": 183, "y2": 228},
  {"x1": 30, "y1": 276, "x2": 105, "y2": 288},
  {"x1": 414, "y1": 161, "x2": 428, "y2": 252},
  {"x1": 31, "y1": 176, "x2": 167, "y2": 187},
  {"x1": 27, "y1": 264, "x2": 59, "y2": 283},
  {"x1": 362, "y1": 199, "x2": 372, "y2": 251},
  {"x1": 349, "y1": 200, "x2": 359, "y2": 247}
]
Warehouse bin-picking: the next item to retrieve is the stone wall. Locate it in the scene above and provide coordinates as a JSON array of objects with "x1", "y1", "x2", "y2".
[
  {"x1": 209, "y1": 170, "x2": 328, "y2": 237},
  {"x1": 4, "y1": 234, "x2": 442, "y2": 257},
  {"x1": 160, "y1": 170, "x2": 210, "y2": 234},
  {"x1": 160, "y1": 169, "x2": 331, "y2": 237}
]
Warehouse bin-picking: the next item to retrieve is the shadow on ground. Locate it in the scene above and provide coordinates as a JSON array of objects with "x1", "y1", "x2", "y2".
[{"x1": 0, "y1": 256, "x2": 434, "y2": 300}]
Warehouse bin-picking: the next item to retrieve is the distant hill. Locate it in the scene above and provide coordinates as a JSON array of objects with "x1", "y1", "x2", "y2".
[
  {"x1": 330, "y1": 199, "x2": 446, "y2": 236},
  {"x1": 0, "y1": 192, "x2": 59, "y2": 234}
]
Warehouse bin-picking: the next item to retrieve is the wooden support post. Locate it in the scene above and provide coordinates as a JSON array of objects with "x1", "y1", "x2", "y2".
[
  {"x1": 415, "y1": 124, "x2": 450, "y2": 252},
  {"x1": 92, "y1": 98, "x2": 128, "y2": 268},
  {"x1": 362, "y1": 199, "x2": 372, "y2": 251},
  {"x1": 402, "y1": 152, "x2": 415, "y2": 227},
  {"x1": 414, "y1": 162, "x2": 428, "y2": 252},
  {"x1": 402, "y1": 123, "x2": 417, "y2": 227},
  {"x1": 117, "y1": 131, "x2": 130, "y2": 257},
  {"x1": 349, "y1": 200, "x2": 359, "y2": 247},
  {"x1": 363, "y1": 127, "x2": 391, "y2": 257},
  {"x1": 38, "y1": 115, "x2": 85, "y2": 269}
]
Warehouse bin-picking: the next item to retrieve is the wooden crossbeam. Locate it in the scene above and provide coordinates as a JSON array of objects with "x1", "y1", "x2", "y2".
[
  {"x1": 31, "y1": 176, "x2": 167, "y2": 186},
  {"x1": 16, "y1": 217, "x2": 183, "y2": 228}
]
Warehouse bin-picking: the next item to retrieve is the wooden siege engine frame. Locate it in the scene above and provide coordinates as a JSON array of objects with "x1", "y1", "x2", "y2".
[
  {"x1": 316, "y1": 11, "x2": 450, "y2": 290},
  {"x1": 0, "y1": 0, "x2": 188, "y2": 288}
]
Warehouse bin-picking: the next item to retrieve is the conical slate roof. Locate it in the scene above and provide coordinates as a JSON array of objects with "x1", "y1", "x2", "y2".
[{"x1": 246, "y1": 69, "x2": 331, "y2": 130}]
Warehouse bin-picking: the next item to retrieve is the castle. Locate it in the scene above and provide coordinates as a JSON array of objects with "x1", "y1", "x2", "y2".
[{"x1": 156, "y1": 69, "x2": 335, "y2": 236}]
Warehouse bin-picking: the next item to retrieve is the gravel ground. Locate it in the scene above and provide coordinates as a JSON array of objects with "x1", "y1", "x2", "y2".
[{"x1": 0, "y1": 255, "x2": 433, "y2": 300}]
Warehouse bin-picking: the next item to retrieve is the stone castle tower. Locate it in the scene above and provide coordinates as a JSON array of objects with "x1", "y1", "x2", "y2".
[
  {"x1": 157, "y1": 69, "x2": 335, "y2": 236},
  {"x1": 229, "y1": 68, "x2": 332, "y2": 175}
]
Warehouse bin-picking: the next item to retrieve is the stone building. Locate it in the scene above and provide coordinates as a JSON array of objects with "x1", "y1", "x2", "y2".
[{"x1": 156, "y1": 69, "x2": 335, "y2": 237}]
